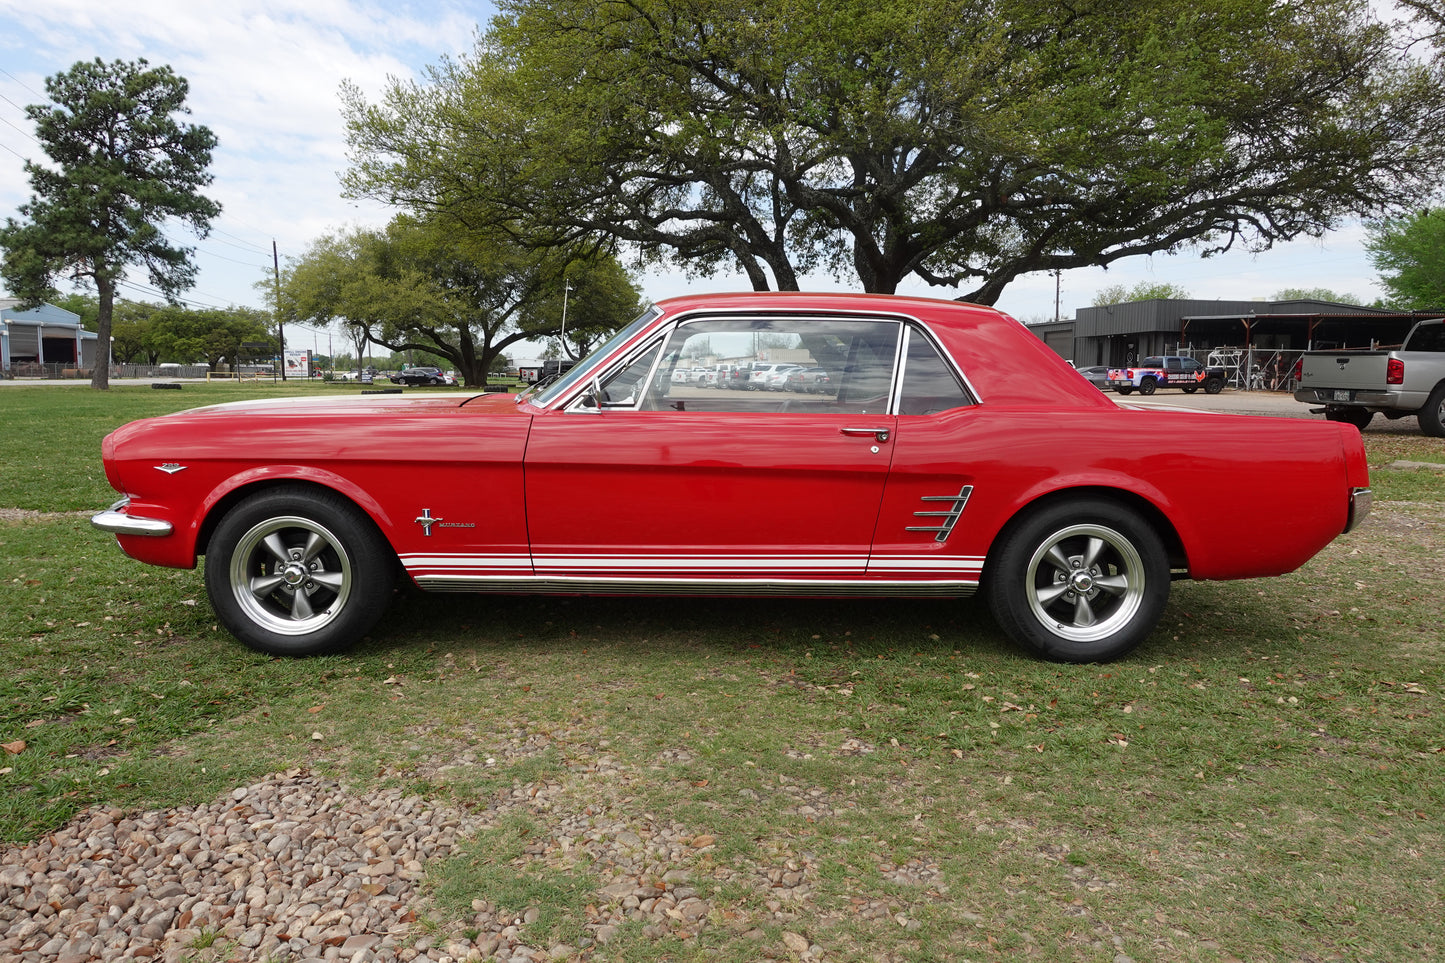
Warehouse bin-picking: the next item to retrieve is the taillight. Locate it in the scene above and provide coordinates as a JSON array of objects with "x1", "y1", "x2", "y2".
[{"x1": 1387, "y1": 358, "x2": 1404, "y2": 385}]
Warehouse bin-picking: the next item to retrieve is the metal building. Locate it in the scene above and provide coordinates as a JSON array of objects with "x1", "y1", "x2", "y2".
[{"x1": 1, "y1": 300, "x2": 103, "y2": 376}]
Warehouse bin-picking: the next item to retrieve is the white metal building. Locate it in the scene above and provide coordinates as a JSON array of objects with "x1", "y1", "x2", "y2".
[{"x1": 1, "y1": 300, "x2": 103, "y2": 374}]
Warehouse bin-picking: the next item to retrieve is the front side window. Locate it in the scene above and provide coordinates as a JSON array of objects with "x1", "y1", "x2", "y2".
[{"x1": 581, "y1": 315, "x2": 903, "y2": 414}]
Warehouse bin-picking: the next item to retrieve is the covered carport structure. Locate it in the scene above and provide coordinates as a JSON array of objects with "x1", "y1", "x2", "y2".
[{"x1": 1178, "y1": 309, "x2": 1443, "y2": 391}]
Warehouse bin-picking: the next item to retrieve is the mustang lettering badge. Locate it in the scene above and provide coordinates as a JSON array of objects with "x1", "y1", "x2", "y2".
[{"x1": 415, "y1": 508, "x2": 443, "y2": 536}]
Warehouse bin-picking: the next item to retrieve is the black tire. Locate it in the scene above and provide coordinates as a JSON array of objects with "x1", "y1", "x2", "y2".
[
  {"x1": 204, "y1": 487, "x2": 396, "y2": 656},
  {"x1": 1115, "y1": 386, "x2": 1133, "y2": 395},
  {"x1": 1420, "y1": 384, "x2": 1445, "y2": 438},
  {"x1": 1182, "y1": 386, "x2": 1199, "y2": 394},
  {"x1": 1138, "y1": 378, "x2": 1157, "y2": 396},
  {"x1": 985, "y1": 499, "x2": 1170, "y2": 663},
  {"x1": 1203, "y1": 376, "x2": 1224, "y2": 395},
  {"x1": 1324, "y1": 407, "x2": 1374, "y2": 432}
]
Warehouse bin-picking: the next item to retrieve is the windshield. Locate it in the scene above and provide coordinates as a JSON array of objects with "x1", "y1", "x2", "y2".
[{"x1": 528, "y1": 307, "x2": 661, "y2": 407}]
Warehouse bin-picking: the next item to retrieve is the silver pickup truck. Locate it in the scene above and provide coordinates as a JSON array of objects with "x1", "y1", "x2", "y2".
[{"x1": 1294, "y1": 318, "x2": 1445, "y2": 435}]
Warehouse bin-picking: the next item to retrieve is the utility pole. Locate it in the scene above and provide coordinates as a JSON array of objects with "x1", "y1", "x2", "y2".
[
  {"x1": 273, "y1": 240, "x2": 286, "y2": 381},
  {"x1": 1053, "y1": 269, "x2": 1062, "y2": 323},
  {"x1": 560, "y1": 280, "x2": 573, "y2": 360}
]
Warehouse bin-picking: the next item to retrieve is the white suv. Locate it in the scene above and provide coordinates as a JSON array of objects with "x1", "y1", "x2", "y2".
[{"x1": 748, "y1": 363, "x2": 804, "y2": 390}]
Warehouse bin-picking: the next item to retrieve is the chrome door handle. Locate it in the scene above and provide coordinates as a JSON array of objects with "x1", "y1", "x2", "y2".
[{"x1": 841, "y1": 426, "x2": 890, "y2": 443}]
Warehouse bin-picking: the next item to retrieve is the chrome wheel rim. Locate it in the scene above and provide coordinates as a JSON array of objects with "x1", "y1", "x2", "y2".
[
  {"x1": 1024, "y1": 522, "x2": 1147, "y2": 643},
  {"x1": 228, "y1": 515, "x2": 353, "y2": 636}
]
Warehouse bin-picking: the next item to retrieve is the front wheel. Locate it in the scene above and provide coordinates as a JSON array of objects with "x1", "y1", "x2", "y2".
[
  {"x1": 985, "y1": 499, "x2": 1170, "y2": 663},
  {"x1": 204, "y1": 487, "x2": 397, "y2": 656}
]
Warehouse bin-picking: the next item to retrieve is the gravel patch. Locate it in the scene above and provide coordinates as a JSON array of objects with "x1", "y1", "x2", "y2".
[{"x1": 0, "y1": 751, "x2": 871, "y2": 963}]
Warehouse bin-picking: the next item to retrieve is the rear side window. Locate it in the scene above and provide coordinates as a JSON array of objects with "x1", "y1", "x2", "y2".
[
  {"x1": 1405, "y1": 323, "x2": 1445, "y2": 352},
  {"x1": 898, "y1": 329, "x2": 973, "y2": 416}
]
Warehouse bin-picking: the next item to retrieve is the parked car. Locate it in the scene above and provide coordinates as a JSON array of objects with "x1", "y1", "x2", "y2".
[
  {"x1": 783, "y1": 367, "x2": 833, "y2": 393},
  {"x1": 393, "y1": 366, "x2": 448, "y2": 386},
  {"x1": 713, "y1": 364, "x2": 750, "y2": 389},
  {"x1": 1294, "y1": 317, "x2": 1445, "y2": 434},
  {"x1": 749, "y1": 363, "x2": 805, "y2": 390},
  {"x1": 1107, "y1": 356, "x2": 1227, "y2": 395},
  {"x1": 1075, "y1": 365, "x2": 1110, "y2": 389},
  {"x1": 92, "y1": 292, "x2": 1370, "y2": 664}
]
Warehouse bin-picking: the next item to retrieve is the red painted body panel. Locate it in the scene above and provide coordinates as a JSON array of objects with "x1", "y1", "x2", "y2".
[
  {"x1": 105, "y1": 393, "x2": 532, "y2": 574},
  {"x1": 523, "y1": 408, "x2": 895, "y2": 579},
  {"x1": 96, "y1": 293, "x2": 1367, "y2": 603}
]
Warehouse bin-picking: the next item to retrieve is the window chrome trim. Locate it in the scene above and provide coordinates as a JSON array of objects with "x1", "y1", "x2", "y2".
[{"x1": 545, "y1": 304, "x2": 984, "y2": 414}]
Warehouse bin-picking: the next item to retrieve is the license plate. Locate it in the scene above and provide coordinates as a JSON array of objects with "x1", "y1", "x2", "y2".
[{"x1": 1332, "y1": 389, "x2": 1351, "y2": 402}]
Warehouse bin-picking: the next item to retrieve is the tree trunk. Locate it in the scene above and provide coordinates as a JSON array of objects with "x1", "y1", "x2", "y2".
[{"x1": 90, "y1": 268, "x2": 115, "y2": 390}]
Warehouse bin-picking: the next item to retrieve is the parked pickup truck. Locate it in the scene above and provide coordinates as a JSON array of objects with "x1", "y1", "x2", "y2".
[
  {"x1": 1107, "y1": 356, "x2": 1226, "y2": 395},
  {"x1": 1294, "y1": 318, "x2": 1445, "y2": 435}
]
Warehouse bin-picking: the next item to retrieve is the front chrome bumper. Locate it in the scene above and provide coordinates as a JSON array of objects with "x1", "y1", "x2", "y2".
[
  {"x1": 1344, "y1": 487, "x2": 1372, "y2": 534},
  {"x1": 91, "y1": 498, "x2": 173, "y2": 537}
]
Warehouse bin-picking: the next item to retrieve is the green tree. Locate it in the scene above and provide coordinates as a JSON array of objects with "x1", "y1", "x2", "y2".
[
  {"x1": 0, "y1": 58, "x2": 220, "y2": 389},
  {"x1": 344, "y1": 0, "x2": 1445, "y2": 303},
  {"x1": 109, "y1": 300, "x2": 166, "y2": 364},
  {"x1": 1093, "y1": 282, "x2": 1191, "y2": 306},
  {"x1": 1366, "y1": 210, "x2": 1445, "y2": 309},
  {"x1": 51, "y1": 292, "x2": 99, "y2": 328},
  {"x1": 282, "y1": 216, "x2": 642, "y2": 386},
  {"x1": 147, "y1": 306, "x2": 275, "y2": 368},
  {"x1": 1270, "y1": 287, "x2": 1363, "y2": 306}
]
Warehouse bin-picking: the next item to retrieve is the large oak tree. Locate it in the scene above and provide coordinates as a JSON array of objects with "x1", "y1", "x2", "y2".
[
  {"x1": 281, "y1": 215, "x2": 642, "y2": 386},
  {"x1": 0, "y1": 58, "x2": 221, "y2": 389},
  {"x1": 343, "y1": 0, "x2": 1445, "y2": 303}
]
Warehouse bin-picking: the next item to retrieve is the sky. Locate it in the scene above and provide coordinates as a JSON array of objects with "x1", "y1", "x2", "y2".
[{"x1": 0, "y1": 0, "x2": 1397, "y2": 356}]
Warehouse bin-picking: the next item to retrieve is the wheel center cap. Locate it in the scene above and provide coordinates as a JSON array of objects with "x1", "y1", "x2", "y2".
[
  {"x1": 1070, "y1": 571, "x2": 1095, "y2": 594},
  {"x1": 281, "y1": 562, "x2": 308, "y2": 586}
]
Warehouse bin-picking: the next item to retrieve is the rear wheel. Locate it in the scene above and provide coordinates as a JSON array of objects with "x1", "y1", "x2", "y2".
[
  {"x1": 1204, "y1": 377, "x2": 1224, "y2": 394},
  {"x1": 1138, "y1": 378, "x2": 1157, "y2": 395},
  {"x1": 1420, "y1": 385, "x2": 1445, "y2": 438},
  {"x1": 1325, "y1": 407, "x2": 1374, "y2": 432},
  {"x1": 1182, "y1": 386, "x2": 1199, "y2": 394},
  {"x1": 204, "y1": 487, "x2": 396, "y2": 656},
  {"x1": 985, "y1": 499, "x2": 1170, "y2": 663},
  {"x1": 1115, "y1": 386, "x2": 1133, "y2": 395}
]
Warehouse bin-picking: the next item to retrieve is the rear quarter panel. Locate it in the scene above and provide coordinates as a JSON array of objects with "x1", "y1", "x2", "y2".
[{"x1": 880, "y1": 405, "x2": 1360, "y2": 581}]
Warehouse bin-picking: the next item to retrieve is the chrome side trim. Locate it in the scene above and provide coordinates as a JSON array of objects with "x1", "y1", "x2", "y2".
[
  {"x1": 411, "y1": 574, "x2": 978, "y2": 597},
  {"x1": 91, "y1": 499, "x2": 173, "y2": 537},
  {"x1": 905, "y1": 485, "x2": 974, "y2": 542},
  {"x1": 1344, "y1": 487, "x2": 1372, "y2": 534}
]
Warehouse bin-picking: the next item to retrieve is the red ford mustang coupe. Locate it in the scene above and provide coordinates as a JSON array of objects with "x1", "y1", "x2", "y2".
[{"x1": 93, "y1": 293, "x2": 1371, "y2": 662}]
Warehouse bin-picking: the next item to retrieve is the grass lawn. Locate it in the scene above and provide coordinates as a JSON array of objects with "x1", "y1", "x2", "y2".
[{"x1": 1, "y1": 382, "x2": 1442, "y2": 961}]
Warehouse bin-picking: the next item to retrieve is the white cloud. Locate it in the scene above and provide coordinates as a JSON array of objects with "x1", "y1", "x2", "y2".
[{"x1": 0, "y1": 0, "x2": 491, "y2": 311}]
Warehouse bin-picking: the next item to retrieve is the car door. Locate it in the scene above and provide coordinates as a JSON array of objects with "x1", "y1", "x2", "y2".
[
  {"x1": 523, "y1": 314, "x2": 902, "y2": 585},
  {"x1": 865, "y1": 326, "x2": 987, "y2": 587}
]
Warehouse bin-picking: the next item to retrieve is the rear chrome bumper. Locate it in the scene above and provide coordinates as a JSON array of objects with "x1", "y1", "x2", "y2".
[
  {"x1": 1345, "y1": 487, "x2": 1372, "y2": 534},
  {"x1": 91, "y1": 498, "x2": 173, "y2": 537}
]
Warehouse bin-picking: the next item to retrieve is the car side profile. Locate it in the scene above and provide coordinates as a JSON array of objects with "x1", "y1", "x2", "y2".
[
  {"x1": 92, "y1": 292, "x2": 1370, "y2": 663},
  {"x1": 393, "y1": 366, "x2": 448, "y2": 386}
]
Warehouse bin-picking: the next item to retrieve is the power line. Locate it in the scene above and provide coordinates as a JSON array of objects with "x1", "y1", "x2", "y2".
[{"x1": 0, "y1": 67, "x2": 44, "y2": 99}]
